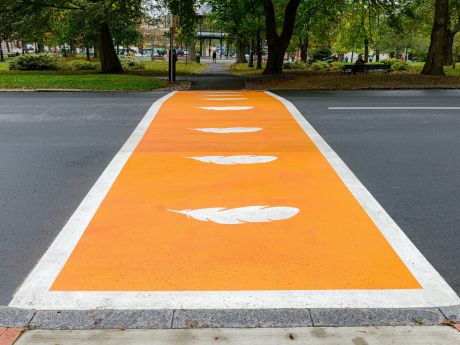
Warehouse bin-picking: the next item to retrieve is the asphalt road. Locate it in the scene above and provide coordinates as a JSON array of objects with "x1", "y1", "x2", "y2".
[
  {"x1": 0, "y1": 90, "x2": 459, "y2": 307},
  {"x1": 278, "y1": 90, "x2": 460, "y2": 297},
  {"x1": 0, "y1": 92, "x2": 166, "y2": 305}
]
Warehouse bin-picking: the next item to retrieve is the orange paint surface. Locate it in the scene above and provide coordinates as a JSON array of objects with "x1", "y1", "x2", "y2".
[{"x1": 51, "y1": 91, "x2": 420, "y2": 291}]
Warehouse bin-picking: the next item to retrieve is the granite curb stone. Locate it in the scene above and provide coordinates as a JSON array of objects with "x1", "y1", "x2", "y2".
[
  {"x1": 0, "y1": 307, "x2": 35, "y2": 328},
  {"x1": 28, "y1": 310, "x2": 173, "y2": 330},
  {"x1": 440, "y1": 305, "x2": 460, "y2": 323},
  {"x1": 309, "y1": 308, "x2": 445, "y2": 327},
  {"x1": 172, "y1": 309, "x2": 312, "y2": 328}
]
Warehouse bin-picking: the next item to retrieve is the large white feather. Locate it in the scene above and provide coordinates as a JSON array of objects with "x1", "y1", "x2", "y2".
[
  {"x1": 197, "y1": 106, "x2": 253, "y2": 111},
  {"x1": 189, "y1": 127, "x2": 262, "y2": 133},
  {"x1": 187, "y1": 155, "x2": 277, "y2": 165},
  {"x1": 169, "y1": 206, "x2": 300, "y2": 224}
]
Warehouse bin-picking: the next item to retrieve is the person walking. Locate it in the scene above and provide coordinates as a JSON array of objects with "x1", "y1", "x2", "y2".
[{"x1": 212, "y1": 50, "x2": 217, "y2": 63}]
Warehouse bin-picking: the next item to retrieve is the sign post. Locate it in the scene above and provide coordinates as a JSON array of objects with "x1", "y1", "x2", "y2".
[{"x1": 165, "y1": 15, "x2": 178, "y2": 83}]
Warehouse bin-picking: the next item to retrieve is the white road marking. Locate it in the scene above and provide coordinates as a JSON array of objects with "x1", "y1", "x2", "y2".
[
  {"x1": 202, "y1": 98, "x2": 248, "y2": 101},
  {"x1": 329, "y1": 107, "x2": 460, "y2": 110},
  {"x1": 197, "y1": 106, "x2": 253, "y2": 111},
  {"x1": 189, "y1": 127, "x2": 262, "y2": 133},
  {"x1": 187, "y1": 155, "x2": 277, "y2": 165},
  {"x1": 9, "y1": 91, "x2": 460, "y2": 310},
  {"x1": 169, "y1": 206, "x2": 300, "y2": 225}
]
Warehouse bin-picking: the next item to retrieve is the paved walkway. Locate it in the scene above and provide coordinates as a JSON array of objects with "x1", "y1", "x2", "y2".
[
  {"x1": 185, "y1": 59, "x2": 245, "y2": 90},
  {"x1": 12, "y1": 327, "x2": 460, "y2": 345}
]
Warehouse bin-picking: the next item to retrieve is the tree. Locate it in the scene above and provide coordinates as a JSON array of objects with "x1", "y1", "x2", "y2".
[
  {"x1": 444, "y1": 0, "x2": 460, "y2": 65},
  {"x1": 1, "y1": 0, "x2": 145, "y2": 73},
  {"x1": 422, "y1": 0, "x2": 449, "y2": 75},
  {"x1": 262, "y1": 0, "x2": 301, "y2": 74}
]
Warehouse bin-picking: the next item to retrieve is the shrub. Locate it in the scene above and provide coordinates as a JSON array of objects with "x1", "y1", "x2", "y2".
[
  {"x1": 9, "y1": 53, "x2": 59, "y2": 70},
  {"x1": 311, "y1": 61, "x2": 330, "y2": 71},
  {"x1": 311, "y1": 47, "x2": 333, "y2": 61},
  {"x1": 330, "y1": 62, "x2": 344, "y2": 71},
  {"x1": 283, "y1": 61, "x2": 305, "y2": 70},
  {"x1": 118, "y1": 55, "x2": 144, "y2": 70},
  {"x1": 380, "y1": 58, "x2": 409, "y2": 71},
  {"x1": 66, "y1": 60, "x2": 96, "y2": 70}
]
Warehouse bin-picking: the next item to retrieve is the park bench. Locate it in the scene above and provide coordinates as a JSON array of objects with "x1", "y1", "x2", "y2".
[
  {"x1": 341, "y1": 63, "x2": 391, "y2": 75},
  {"x1": 7, "y1": 53, "x2": 18, "y2": 58}
]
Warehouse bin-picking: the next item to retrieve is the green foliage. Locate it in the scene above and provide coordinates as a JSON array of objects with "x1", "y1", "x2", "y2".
[
  {"x1": 310, "y1": 61, "x2": 330, "y2": 71},
  {"x1": 118, "y1": 56, "x2": 145, "y2": 70},
  {"x1": 311, "y1": 47, "x2": 333, "y2": 61},
  {"x1": 330, "y1": 61, "x2": 344, "y2": 71},
  {"x1": 380, "y1": 58, "x2": 410, "y2": 71},
  {"x1": 66, "y1": 60, "x2": 96, "y2": 70},
  {"x1": 9, "y1": 53, "x2": 59, "y2": 71}
]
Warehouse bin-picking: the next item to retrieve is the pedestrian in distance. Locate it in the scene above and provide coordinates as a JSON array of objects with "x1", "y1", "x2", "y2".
[
  {"x1": 355, "y1": 54, "x2": 365, "y2": 65},
  {"x1": 212, "y1": 50, "x2": 217, "y2": 63}
]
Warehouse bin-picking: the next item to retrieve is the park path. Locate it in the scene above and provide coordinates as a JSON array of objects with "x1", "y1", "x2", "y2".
[{"x1": 188, "y1": 59, "x2": 244, "y2": 90}]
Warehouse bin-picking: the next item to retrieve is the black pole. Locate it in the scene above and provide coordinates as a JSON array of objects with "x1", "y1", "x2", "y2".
[
  {"x1": 0, "y1": 38, "x2": 4, "y2": 62},
  {"x1": 169, "y1": 28, "x2": 174, "y2": 82}
]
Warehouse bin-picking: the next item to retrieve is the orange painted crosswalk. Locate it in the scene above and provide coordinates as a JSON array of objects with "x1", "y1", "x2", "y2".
[{"x1": 49, "y1": 91, "x2": 420, "y2": 292}]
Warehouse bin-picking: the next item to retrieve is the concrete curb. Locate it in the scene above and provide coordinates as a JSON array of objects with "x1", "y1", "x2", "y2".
[{"x1": 1, "y1": 306, "x2": 459, "y2": 329}]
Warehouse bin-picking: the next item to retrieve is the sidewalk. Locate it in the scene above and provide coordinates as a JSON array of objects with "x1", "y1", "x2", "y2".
[
  {"x1": 11, "y1": 326, "x2": 460, "y2": 345},
  {"x1": 181, "y1": 58, "x2": 245, "y2": 90}
]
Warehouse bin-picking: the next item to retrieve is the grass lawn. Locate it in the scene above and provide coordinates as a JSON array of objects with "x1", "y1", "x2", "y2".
[
  {"x1": 130, "y1": 60, "x2": 207, "y2": 76},
  {"x1": 0, "y1": 69, "x2": 166, "y2": 90},
  {"x1": 247, "y1": 73, "x2": 460, "y2": 90},
  {"x1": 231, "y1": 61, "x2": 460, "y2": 77},
  {"x1": 229, "y1": 63, "x2": 266, "y2": 76},
  {"x1": 0, "y1": 58, "x2": 203, "y2": 90}
]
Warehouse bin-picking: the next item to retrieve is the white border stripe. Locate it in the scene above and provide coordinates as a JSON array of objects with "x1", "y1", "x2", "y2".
[
  {"x1": 9, "y1": 91, "x2": 460, "y2": 310},
  {"x1": 329, "y1": 107, "x2": 460, "y2": 110}
]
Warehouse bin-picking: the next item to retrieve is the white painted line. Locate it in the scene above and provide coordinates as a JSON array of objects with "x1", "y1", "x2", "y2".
[
  {"x1": 169, "y1": 206, "x2": 300, "y2": 225},
  {"x1": 10, "y1": 91, "x2": 460, "y2": 310},
  {"x1": 15, "y1": 327, "x2": 460, "y2": 345},
  {"x1": 329, "y1": 107, "x2": 460, "y2": 110},
  {"x1": 186, "y1": 155, "x2": 277, "y2": 165},
  {"x1": 202, "y1": 98, "x2": 248, "y2": 101},
  {"x1": 189, "y1": 127, "x2": 262, "y2": 133},
  {"x1": 197, "y1": 106, "x2": 253, "y2": 111}
]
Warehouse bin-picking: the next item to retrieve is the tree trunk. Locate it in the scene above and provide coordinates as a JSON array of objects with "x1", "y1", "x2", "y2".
[
  {"x1": 256, "y1": 32, "x2": 262, "y2": 69},
  {"x1": 37, "y1": 42, "x2": 44, "y2": 53},
  {"x1": 86, "y1": 46, "x2": 91, "y2": 61},
  {"x1": 375, "y1": 49, "x2": 380, "y2": 62},
  {"x1": 188, "y1": 40, "x2": 196, "y2": 62},
  {"x1": 364, "y1": 38, "x2": 369, "y2": 62},
  {"x1": 6, "y1": 41, "x2": 10, "y2": 52},
  {"x1": 444, "y1": 30, "x2": 456, "y2": 65},
  {"x1": 236, "y1": 38, "x2": 247, "y2": 63},
  {"x1": 422, "y1": 0, "x2": 449, "y2": 75},
  {"x1": 97, "y1": 22, "x2": 122, "y2": 73},
  {"x1": 262, "y1": 0, "x2": 301, "y2": 74},
  {"x1": 299, "y1": 35, "x2": 309, "y2": 62}
]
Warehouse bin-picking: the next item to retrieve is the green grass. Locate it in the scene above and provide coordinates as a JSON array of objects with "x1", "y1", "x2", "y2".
[
  {"x1": 230, "y1": 61, "x2": 460, "y2": 76},
  {"x1": 133, "y1": 60, "x2": 207, "y2": 76},
  {"x1": 229, "y1": 63, "x2": 265, "y2": 76},
  {"x1": 0, "y1": 58, "x2": 204, "y2": 90},
  {"x1": 0, "y1": 70, "x2": 166, "y2": 90}
]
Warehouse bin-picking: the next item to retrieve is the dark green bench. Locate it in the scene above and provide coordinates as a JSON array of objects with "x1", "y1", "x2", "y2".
[{"x1": 341, "y1": 64, "x2": 391, "y2": 75}]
